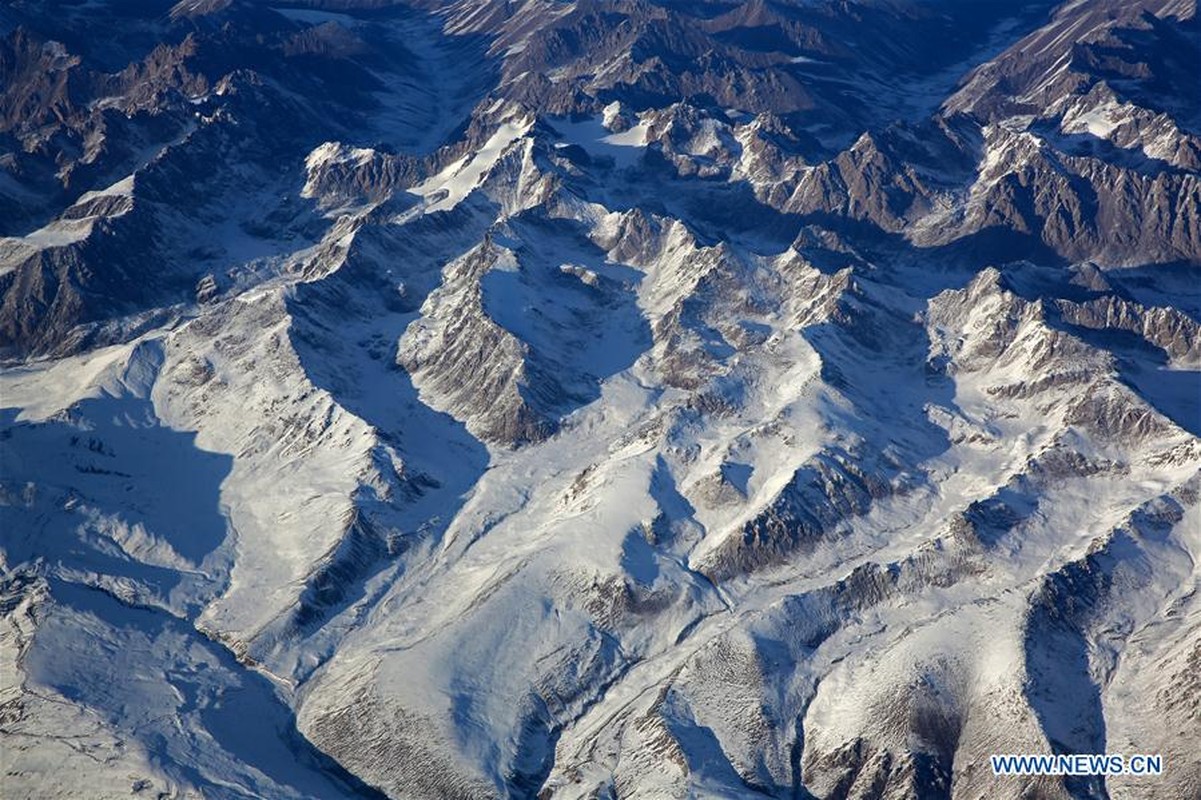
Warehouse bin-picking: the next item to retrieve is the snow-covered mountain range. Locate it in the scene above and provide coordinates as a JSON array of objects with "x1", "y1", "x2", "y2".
[{"x1": 1, "y1": 0, "x2": 1198, "y2": 797}]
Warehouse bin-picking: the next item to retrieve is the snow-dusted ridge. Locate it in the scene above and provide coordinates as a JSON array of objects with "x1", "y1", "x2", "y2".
[{"x1": 2, "y1": 0, "x2": 1200, "y2": 798}]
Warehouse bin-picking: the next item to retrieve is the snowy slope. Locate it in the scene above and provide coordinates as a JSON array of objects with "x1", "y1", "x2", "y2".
[{"x1": 2, "y1": 0, "x2": 1200, "y2": 798}]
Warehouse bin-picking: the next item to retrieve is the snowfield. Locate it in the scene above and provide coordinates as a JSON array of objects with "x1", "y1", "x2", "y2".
[{"x1": 2, "y1": 0, "x2": 1200, "y2": 798}]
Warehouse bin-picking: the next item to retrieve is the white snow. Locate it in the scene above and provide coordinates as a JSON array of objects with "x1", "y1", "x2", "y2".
[
  {"x1": 1061, "y1": 97, "x2": 1124, "y2": 138},
  {"x1": 552, "y1": 114, "x2": 651, "y2": 169},
  {"x1": 4, "y1": 8, "x2": 1201, "y2": 794},
  {"x1": 408, "y1": 119, "x2": 532, "y2": 213}
]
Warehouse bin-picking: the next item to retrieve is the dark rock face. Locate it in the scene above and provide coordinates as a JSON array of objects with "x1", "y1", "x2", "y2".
[
  {"x1": 3, "y1": 0, "x2": 1197, "y2": 361},
  {"x1": 0, "y1": 0, "x2": 496, "y2": 356}
]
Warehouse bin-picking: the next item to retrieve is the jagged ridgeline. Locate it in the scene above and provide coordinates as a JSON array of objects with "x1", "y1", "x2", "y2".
[{"x1": 1, "y1": 0, "x2": 1199, "y2": 798}]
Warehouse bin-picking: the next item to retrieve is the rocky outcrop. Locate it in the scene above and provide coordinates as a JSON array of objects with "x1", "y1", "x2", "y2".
[{"x1": 399, "y1": 241, "x2": 564, "y2": 446}]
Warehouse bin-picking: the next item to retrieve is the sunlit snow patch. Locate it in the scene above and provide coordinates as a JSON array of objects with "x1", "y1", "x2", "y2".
[
  {"x1": 0, "y1": 174, "x2": 136, "y2": 272},
  {"x1": 551, "y1": 114, "x2": 651, "y2": 170},
  {"x1": 407, "y1": 119, "x2": 533, "y2": 213}
]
